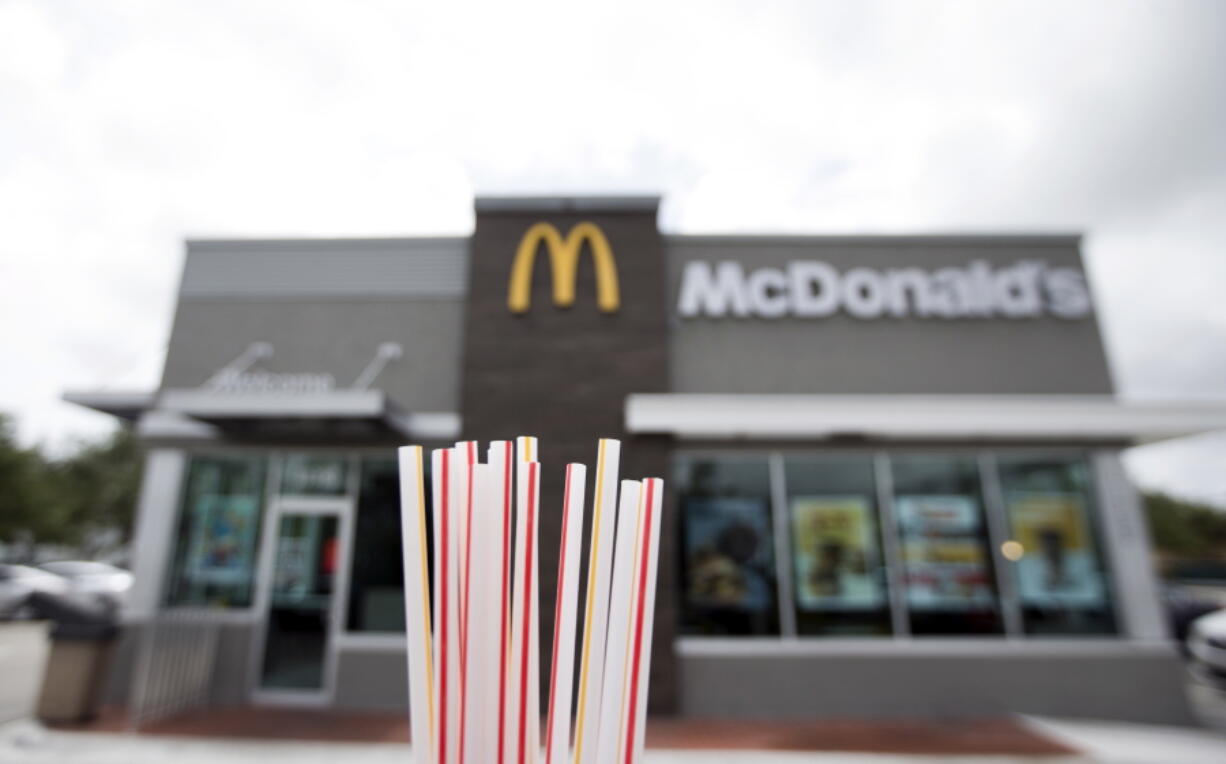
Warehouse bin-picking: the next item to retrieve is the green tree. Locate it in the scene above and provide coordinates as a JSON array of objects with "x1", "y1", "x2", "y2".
[
  {"x1": 0, "y1": 414, "x2": 60, "y2": 560},
  {"x1": 1144, "y1": 491, "x2": 1226, "y2": 561},
  {"x1": 45, "y1": 426, "x2": 143, "y2": 556},
  {"x1": 0, "y1": 415, "x2": 143, "y2": 561}
]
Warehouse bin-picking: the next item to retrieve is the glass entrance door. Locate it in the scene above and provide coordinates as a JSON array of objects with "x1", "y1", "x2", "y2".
[{"x1": 258, "y1": 511, "x2": 341, "y2": 694}]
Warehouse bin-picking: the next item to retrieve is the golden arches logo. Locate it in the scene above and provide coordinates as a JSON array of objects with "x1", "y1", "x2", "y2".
[{"x1": 507, "y1": 222, "x2": 620, "y2": 314}]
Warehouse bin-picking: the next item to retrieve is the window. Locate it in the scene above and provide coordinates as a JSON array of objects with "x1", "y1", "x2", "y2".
[
  {"x1": 346, "y1": 456, "x2": 434, "y2": 632},
  {"x1": 996, "y1": 454, "x2": 1116, "y2": 635},
  {"x1": 677, "y1": 449, "x2": 1119, "y2": 641},
  {"x1": 165, "y1": 455, "x2": 266, "y2": 608},
  {"x1": 784, "y1": 455, "x2": 892, "y2": 636},
  {"x1": 280, "y1": 454, "x2": 349, "y2": 496},
  {"x1": 677, "y1": 454, "x2": 778, "y2": 636},
  {"x1": 889, "y1": 454, "x2": 1004, "y2": 635}
]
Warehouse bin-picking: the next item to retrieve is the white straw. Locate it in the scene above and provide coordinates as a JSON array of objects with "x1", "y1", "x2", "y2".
[
  {"x1": 455, "y1": 441, "x2": 477, "y2": 764},
  {"x1": 573, "y1": 439, "x2": 621, "y2": 764},
  {"x1": 594, "y1": 481, "x2": 642, "y2": 764},
  {"x1": 545, "y1": 464, "x2": 587, "y2": 764},
  {"x1": 624, "y1": 478, "x2": 664, "y2": 764},
  {"x1": 430, "y1": 448, "x2": 457, "y2": 764},
  {"x1": 488, "y1": 440, "x2": 514, "y2": 764},
  {"x1": 526, "y1": 460, "x2": 542, "y2": 764},
  {"x1": 463, "y1": 463, "x2": 501, "y2": 764},
  {"x1": 398, "y1": 446, "x2": 434, "y2": 764},
  {"x1": 509, "y1": 440, "x2": 540, "y2": 764}
]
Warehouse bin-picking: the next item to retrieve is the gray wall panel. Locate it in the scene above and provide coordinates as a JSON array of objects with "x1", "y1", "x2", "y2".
[
  {"x1": 680, "y1": 650, "x2": 1194, "y2": 724},
  {"x1": 333, "y1": 650, "x2": 409, "y2": 710},
  {"x1": 182, "y1": 238, "x2": 468, "y2": 298},
  {"x1": 107, "y1": 620, "x2": 257, "y2": 708},
  {"x1": 161, "y1": 299, "x2": 464, "y2": 411},
  {"x1": 666, "y1": 236, "x2": 1116, "y2": 395},
  {"x1": 210, "y1": 622, "x2": 257, "y2": 706},
  {"x1": 102, "y1": 624, "x2": 139, "y2": 705}
]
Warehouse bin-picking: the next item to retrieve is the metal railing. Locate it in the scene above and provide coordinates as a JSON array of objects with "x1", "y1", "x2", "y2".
[{"x1": 128, "y1": 609, "x2": 221, "y2": 730}]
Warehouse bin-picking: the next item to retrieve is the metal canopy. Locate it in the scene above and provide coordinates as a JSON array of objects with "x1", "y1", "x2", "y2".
[
  {"x1": 625, "y1": 394, "x2": 1226, "y2": 444},
  {"x1": 64, "y1": 388, "x2": 460, "y2": 443}
]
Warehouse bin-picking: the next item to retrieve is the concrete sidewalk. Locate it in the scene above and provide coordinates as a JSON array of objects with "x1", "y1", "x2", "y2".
[
  {"x1": 1025, "y1": 716, "x2": 1226, "y2": 764},
  {"x1": 0, "y1": 718, "x2": 1082, "y2": 764},
  {"x1": 2, "y1": 716, "x2": 1226, "y2": 764}
]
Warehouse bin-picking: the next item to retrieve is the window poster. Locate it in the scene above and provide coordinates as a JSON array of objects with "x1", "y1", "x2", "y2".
[
  {"x1": 1007, "y1": 492, "x2": 1106, "y2": 607},
  {"x1": 273, "y1": 536, "x2": 312, "y2": 596},
  {"x1": 281, "y1": 454, "x2": 347, "y2": 496},
  {"x1": 791, "y1": 496, "x2": 884, "y2": 611},
  {"x1": 684, "y1": 497, "x2": 773, "y2": 613},
  {"x1": 186, "y1": 494, "x2": 260, "y2": 587},
  {"x1": 895, "y1": 495, "x2": 995, "y2": 611}
]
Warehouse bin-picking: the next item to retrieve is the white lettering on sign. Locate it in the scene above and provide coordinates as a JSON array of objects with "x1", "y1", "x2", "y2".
[
  {"x1": 207, "y1": 369, "x2": 336, "y2": 394},
  {"x1": 677, "y1": 260, "x2": 1092, "y2": 320}
]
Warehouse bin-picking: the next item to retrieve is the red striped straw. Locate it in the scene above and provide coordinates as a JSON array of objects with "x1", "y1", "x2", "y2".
[
  {"x1": 458, "y1": 440, "x2": 477, "y2": 764},
  {"x1": 516, "y1": 460, "x2": 540, "y2": 764},
  {"x1": 431, "y1": 448, "x2": 451, "y2": 764},
  {"x1": 624, "y1": 478, "x2": 663, "y2": 764},
  {"x1": 545, "y1": 464, "x2": 587, "y2": 764},
  {"x1": 491, "y1": 440, "x2": 514, "y2": 764}
]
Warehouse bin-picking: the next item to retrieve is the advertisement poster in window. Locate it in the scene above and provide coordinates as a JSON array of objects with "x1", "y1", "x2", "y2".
[
  {"x1": 187, "y1": 495, "x2": 260, "y2": 587},
  {"x1": 895, "y1": 495, "x2": 994, "y2": 610},
  {"x1": 273, "y1": 536, "x2": 312, "y2": 595},
  {"x1": 791, "y1": 496, "x2": 884, "y2": 611},
  {"x1": 684, "y1": 497, "x2": 773, "y2": 613},
  {"x1": 1007, "y1": 492, "x2": 1106, "y2": 607}
]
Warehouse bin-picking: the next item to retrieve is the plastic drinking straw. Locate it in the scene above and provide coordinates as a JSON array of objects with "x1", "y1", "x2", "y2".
[
  {"x1": 545, "y1": 464, "x2": 587, "y2": 764},
  {"x1": 623, "y1": 478, "x2": 664, "y2": 764},
  {"x1": 527, "y1": 459, "x2": 542, "y2": 763},
  {"x1": 507, "y1": 437, "x2": 535, "y2": 764},
  {"x1": 516, "y1": 438, "x2": 541, "y2": 764},
  {"x1": 456, "y1": 440, "x2": 477, "y2": 764},
  {"x1": 511, "y1": 457, "x2": 541, "y2": 764},
  {"x1": 398, "y1": 446, "x2": 435, "y2": 764},
  {"x1": 445, "y1": 447, "x2": 466, "y2": 764},
  {"x1": 430, "y1": 448, "x2": 452, "y2": 764},
  {"x1": 487, "y1": 440, "x2": 514, "y2": 764},
  {"x1": 573, "y1": 439, "x2": 621, "y2": 764},
  {"x1": 594, "y1": 481, "x2": 643, "y2": 764},
  {"x1": 463, "y1": 463, "x2": 501, "y2": 764}
]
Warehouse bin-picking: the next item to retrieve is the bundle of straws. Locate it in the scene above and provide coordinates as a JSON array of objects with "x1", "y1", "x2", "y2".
[{"x1": 397, "y1": 437, "x2": 664, "y2": 764}]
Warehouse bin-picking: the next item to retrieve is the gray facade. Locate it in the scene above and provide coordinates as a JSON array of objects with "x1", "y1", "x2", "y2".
[
  {"x1": 162, "y1": 298, "x2": 465, "y2": 413},
  {"x1": 163, "y1": 237, "x2": 468, "y2": 415},
  {"x1": 678, "y1": 643, "x2": 1192, "y2": 723}
]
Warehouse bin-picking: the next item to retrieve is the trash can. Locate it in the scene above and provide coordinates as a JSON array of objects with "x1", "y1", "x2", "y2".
[{"x1": 28, "y1": 591, "x2": 119, "y2": 723}]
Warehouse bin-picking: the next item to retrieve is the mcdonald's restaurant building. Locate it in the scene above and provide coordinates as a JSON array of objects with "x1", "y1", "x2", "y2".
[{"x1": 67, "y1": 196, "x2": 1226, "y2": 725}]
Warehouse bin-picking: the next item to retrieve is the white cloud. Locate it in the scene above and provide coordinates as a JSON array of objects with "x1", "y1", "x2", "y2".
[{"x1": 1, "y1": 0, "x2": 1225, "y2": 503}]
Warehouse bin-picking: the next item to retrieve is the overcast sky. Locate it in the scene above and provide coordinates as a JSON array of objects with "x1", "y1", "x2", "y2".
[{"x1": 2, "y1": 0, "x2": 1224, "y2": 503}]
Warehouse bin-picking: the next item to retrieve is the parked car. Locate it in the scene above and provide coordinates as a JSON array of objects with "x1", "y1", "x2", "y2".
[
  {"x1": 0, "y1": 564, "x2": 70, "y2": 619},
  {"x1": 37, "y1": 561, "x2": 133, "y2": 611},
  {"x1": 1188, "y1": 608, "x2": 1226, "y2": 680},
  {"x1": 1163, "y1": 585, "x2": 1222, "y2": 647}
]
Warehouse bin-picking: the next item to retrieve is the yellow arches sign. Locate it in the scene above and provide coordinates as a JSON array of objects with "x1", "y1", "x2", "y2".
[{"x1": 506, "y1": 222, "x2": 620, "y2": 314}]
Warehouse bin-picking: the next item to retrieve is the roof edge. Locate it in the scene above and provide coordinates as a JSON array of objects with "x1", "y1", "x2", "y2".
[{"x1": 474, "y1": 195, "x2": 660, "y2": 213}]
